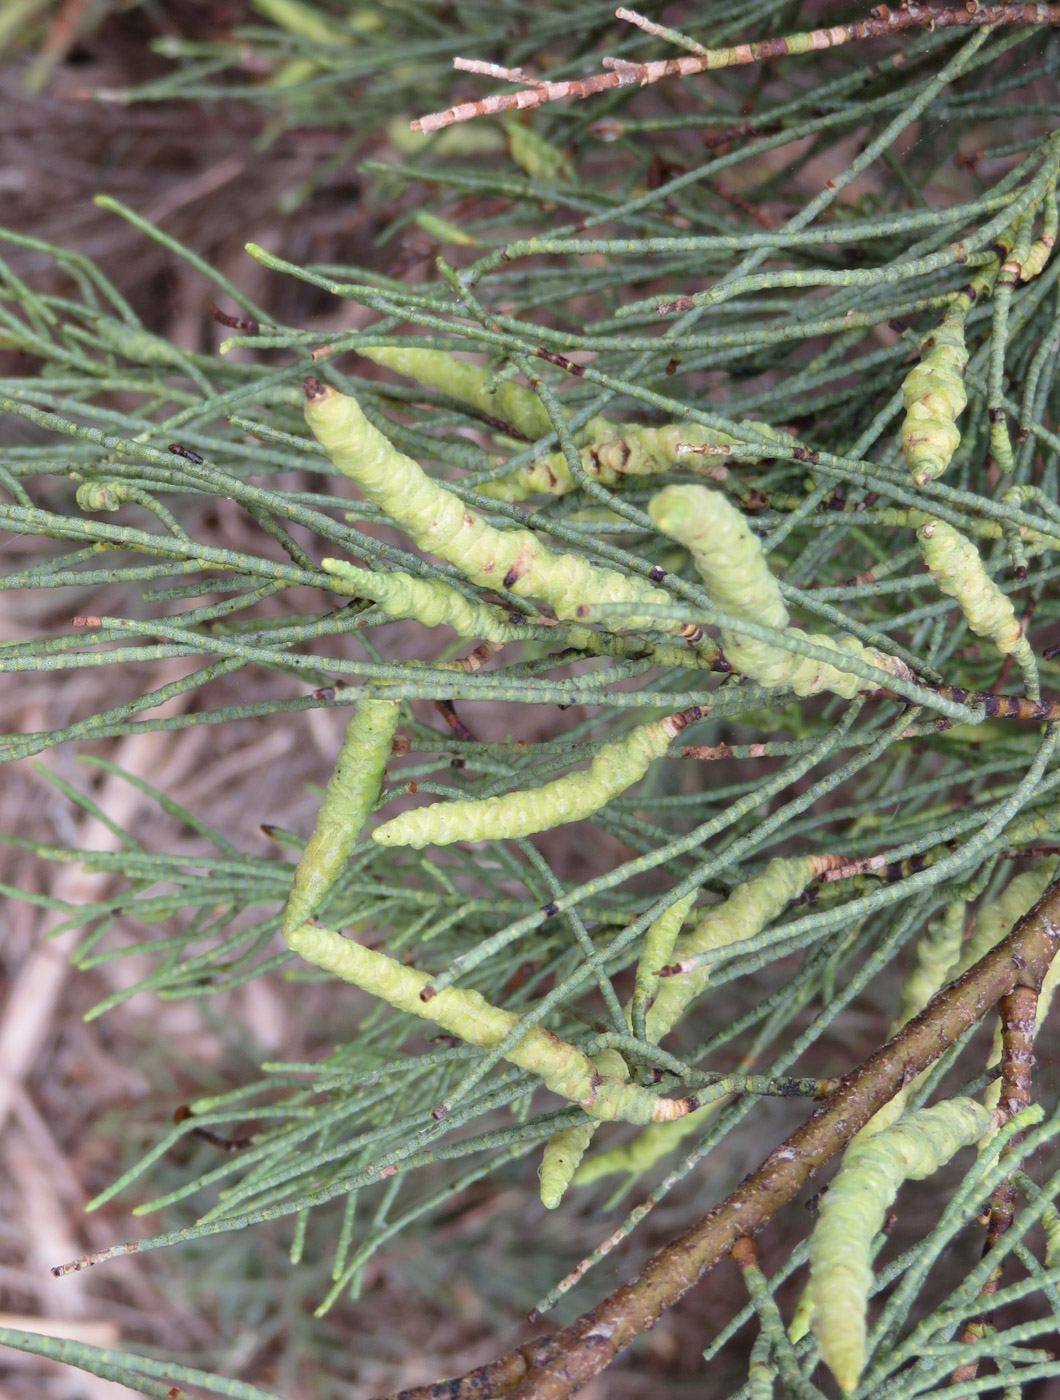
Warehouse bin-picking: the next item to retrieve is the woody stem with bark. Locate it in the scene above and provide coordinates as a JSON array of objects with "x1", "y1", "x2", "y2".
[
  {"x1": 951, "y1": 981, "x2": 1039, "y2": 1390},
  {"x1": 381, "y1": 871, "x2": 1060, "y2": 1400},
  {"x1": 412, "y1": 4, "x2": 1060, "y2": 132}
]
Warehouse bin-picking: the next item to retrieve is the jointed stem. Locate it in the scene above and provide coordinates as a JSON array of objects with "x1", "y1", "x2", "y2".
[{"x1": 413, "y1": 5, "x2": 1060, "y2": 132}]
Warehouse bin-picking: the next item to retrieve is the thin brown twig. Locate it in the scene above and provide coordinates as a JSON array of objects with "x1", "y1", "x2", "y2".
[
  {"x1": 377, "y1": 873, "x2": 1060, "y2": 1400},
  {"x1": 434, "y1": 699, "x2": 477, "y2": 743},
  {"x1": 878, "y1": 681, "x2": 1060, "y2": 722},
  {"x1": 951, "y1": 982, "x2": 1038, "y2": 1391},
  {"x1": 985, "y1": 984, "x2": 1039, "y2": 1247},
  {"x1": 412, "y1": 5, "x2": 1060, "y2": 133},
  {"x1": 381, "y1": 1337, "x2": 561, "y2": 1400}
]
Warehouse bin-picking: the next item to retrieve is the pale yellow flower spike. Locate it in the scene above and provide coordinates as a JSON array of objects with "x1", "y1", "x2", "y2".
[
  {"x1": 373, "y1": 709, "x2": 700, "y2": 850},
  {"x1": 478, "y1": 421, "x2": 773, "y2": 503},
  {"x1": 303, "y1": 379, "x2": 714, "y2": 657},
  {"x1": 572, "y1": 1100, "x2": 723, "y2": 1188},
  {"x1": 648, "y1": 485, "x2": 913, "y2": 698},
  {"x1": 283, "y1": 696, "x2": 399, "y2": 935},
  {"x1": 646, "y1": 857, "x2": 820, "y2": 1044},
  {"x1": 287, "y1": 924, "x2": 704, "y2": 1124},
  {"x1": 539, "y1": 1047, "x2": 629, "y2": 1209},
  {"x1": 854, "y1": 899, "x2": 966, "y2": 1144},
  {"x1": 572, "y1": 862, "x2": 817, "y2": 1190},
  {"x1": 810, "y1": 1097, "x2": 995, "y2": 1394},
  {"x1": 900, "y1": 302, "x2": 969, "y2": 487},
  {"x1": 321, "y1": 559, "x2": 526, "y2": 645},
  {"x1": 358, "y1": 344, "x2": 563, "y2": 442},
  {"x1": 539, "y1": 890, "x2": 697, "y2": 1206},
  {"x1": 917, "y1": 518, "x2": 1036, "y2": 693}
]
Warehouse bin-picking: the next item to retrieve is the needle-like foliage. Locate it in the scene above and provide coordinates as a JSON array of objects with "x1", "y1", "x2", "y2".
[{"x1": 5, "y1": 4, "x2": 1060, "y2": 1398}]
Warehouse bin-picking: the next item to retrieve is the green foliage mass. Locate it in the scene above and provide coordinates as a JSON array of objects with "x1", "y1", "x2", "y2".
[{"x1": 5, "y1": 4, "x2": 1060, "y2": 1398}]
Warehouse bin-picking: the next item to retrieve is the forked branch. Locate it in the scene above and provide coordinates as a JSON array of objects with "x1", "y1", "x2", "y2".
[{"x1": 412, "y1": 4, "x2": 1060, "y2": 133}]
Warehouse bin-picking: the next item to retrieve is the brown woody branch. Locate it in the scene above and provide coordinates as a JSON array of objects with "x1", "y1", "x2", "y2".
[
  {"x1": 952, "y1": 982, "x2": 1040, "y2": 1390},
  {"x1": 381, "y1": 873, "x2": 1060, "y2": 1400},
  {"x1": 412, "y1": 4, "x2": 1060, "y2": 133}
]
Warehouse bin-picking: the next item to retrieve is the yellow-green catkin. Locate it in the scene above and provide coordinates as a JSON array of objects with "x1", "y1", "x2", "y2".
[
  {"x1": 321, "y1": 559, "x2": 525, "y2": 644},
  {"x1": 1042, "y1": 1198, "x2": 1060, "y2": 1269},
  {"x1": 990, "y1": 217, "x2": 1035, "y2": 476},
  {"x1": 253, "y1": 0, "x2": 358, "y2": 43},
  {"x1": 539, "y1": 1047, "x2": 628, "y2": 1209},
  {"x1": 572, "y1": 1099, "x2": 723, "y2": 1187},
  {"x1": 76, "y1": 481, "x2": 135, "y2": 512},
  {"x1": 477, "y1": 421, "x2": 759, "y2": 503},
  {"x1": 255, "y1": 0, "x2": 382, "y2": 84},
  {"x1": 917, "y1": 519, "x2": 1034, "y2": 677},
  {"x1": 895, "y1": 899, "x2": 966, "y2": 1029},
  {"x1": 321, "y1": 560, "x2": 717, "y2": 672},
  {"x1": 94, "y1": 317, "x2": 193, "y2": 368},
  {"x1": 359, "y1": 345, "x2": 561, "y2": 441},
  {"x1": 633, "y1": 890, "x2": 699, "y2": 1038},
  {"x1": 361, "y1": 343, "x2": 780, "y2": 501},
  {"x1": 653, "y1": 483, "x2": 788, "y2": 631},
  {"x1": 373, "y1": 711, "x2": 689, "y2": 850},
  {"x1": 810, "y1": 1098, "x2": 994, "y2": 1395},
  {"x1": 502, "y1": 115, "x2": 573, "y2": 184},
  {"x1": 360, "y1": 344, "x2": 762, "y2": 505},
  {"x1": 282, "y1": 697, "x2": 399, "y2": 935},
  {"x1": 899, "y1": 218, "x2": 1027, "y2": 487},
  {"x1": 900, "y1": 302, "x2": 969, "y2": 487},
  {"x1": 648, "y1": 485, "x2": 911, "y2": 697},
  {"x1": 385, "y1": 117, "x2": 506, "y2": 159},
  {"x1": 1020, "y1": 180, "x2": 1057, "y2": 281},
  {"x1": 286, "y1": 924, "x2": 696, "y2": 1124},
  {"x1": 304, "y1": 381, "x2": 710, "y2": 651},
  {"x1": 543, "y1": 892, "x2": 697, "y2": 1201},
  {"x1": 645, "y1": 858, "x2": 820, "y2": 1044},
  {"x1": 413, "y1": 212, "x2": 479, "y2": 247}
]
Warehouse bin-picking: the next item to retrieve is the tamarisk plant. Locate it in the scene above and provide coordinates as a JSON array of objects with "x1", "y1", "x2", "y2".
[{"x1": 7, "y1": 4, "x2": 1060, "y2": 1398}]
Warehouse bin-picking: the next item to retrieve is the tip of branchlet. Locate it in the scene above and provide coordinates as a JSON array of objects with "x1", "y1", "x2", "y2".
[{"x1": 303, "y1": 376, "x2": 327, "y2": 400}]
